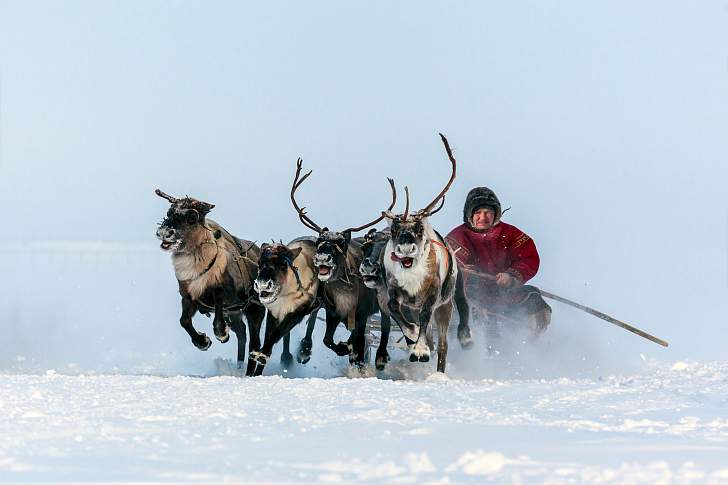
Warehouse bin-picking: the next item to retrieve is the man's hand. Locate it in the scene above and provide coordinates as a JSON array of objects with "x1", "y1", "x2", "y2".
[{"x1": 495, "y1": 272, "x2": 514, "y2": 288}]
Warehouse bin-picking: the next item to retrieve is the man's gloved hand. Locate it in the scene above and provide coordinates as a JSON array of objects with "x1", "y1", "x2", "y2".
[{"x1": 495, "y1": 272, "x2": 515, "y2": 288}]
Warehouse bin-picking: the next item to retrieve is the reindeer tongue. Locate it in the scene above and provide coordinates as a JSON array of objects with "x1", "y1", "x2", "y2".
[{"x1": 318, "y1": 266, "x2": 330, "y2": 276}]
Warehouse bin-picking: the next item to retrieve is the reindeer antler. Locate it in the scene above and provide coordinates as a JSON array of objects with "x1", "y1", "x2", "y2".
[
  {"x1": 291, "y1": 158, "x2": 323, "y2": 233},
  {"x1": 403, "y1": 186, "x2": 410, "y2": 220},
  {"x1": 428, "y1": 195, "x2": 446, "y2": 216},
  {"x1": 155, "y1": 189, "x2": 178, "y2": 203},
  {"x1": 344, "y1": 177, "x2": 397, "y2": 233},
  {"x1": 419, "y1": 133, "x2": 457, "y2": 217}
]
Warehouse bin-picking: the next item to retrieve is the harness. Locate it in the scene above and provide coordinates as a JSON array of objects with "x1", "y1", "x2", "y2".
[{"x1": 192, "y1": 229, "x2": 262, "y2": 314}]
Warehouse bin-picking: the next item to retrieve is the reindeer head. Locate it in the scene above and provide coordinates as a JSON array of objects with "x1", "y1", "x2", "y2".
[
  {"x1": 253, "y1": 243, "x2": 303, "y2": 304},
  {"x1": 358, "y1": 228, "x2": 390, "y2": 288},
  {"x1": 155, "y1": 189, "x2": 215, "y2": 253},
  {"x1": 383, "y1": 133, "x2": 455, "y2": 270},
  {"x1": 290, "y1": 158, "x2": 396, "y2": 283}
]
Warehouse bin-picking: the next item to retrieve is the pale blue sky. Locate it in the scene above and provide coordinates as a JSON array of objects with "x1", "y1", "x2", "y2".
[{"x1": 1, "y1": 1, "x2": 726, "y2": 360}]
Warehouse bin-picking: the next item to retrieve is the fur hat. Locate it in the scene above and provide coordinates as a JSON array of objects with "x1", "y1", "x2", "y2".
[{"x1": 463, "y1": 187, "x2": 502, "y2": 226}]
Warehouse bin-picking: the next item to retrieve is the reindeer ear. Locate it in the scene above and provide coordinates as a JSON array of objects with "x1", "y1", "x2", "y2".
[
  {"x1": 199, "y1": 202, "x2": 215, "y2": 214},
  {"x1": 288, "y1": 246, "x2": 303, "y2": 262}
]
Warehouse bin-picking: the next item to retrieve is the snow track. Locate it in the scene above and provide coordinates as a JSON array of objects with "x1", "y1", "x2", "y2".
[{"x1": 2, "y1": 361, "x2": 728, "y2": 483}]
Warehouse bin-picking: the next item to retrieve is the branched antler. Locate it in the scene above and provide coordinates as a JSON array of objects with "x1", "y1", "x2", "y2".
[
  {"x1": 419, "y1": 133, "x2": 457, "y2": 217},
  {"x1": 344, "y1": 178, "x2": 397, "y2": 233},
  {"x1": 155, "y1": 189, "x2": 178, "y2": 203},
  {"x1": 291, "y1": 158, "x2": 323, "y2": 233},
  {"x1": 427, "y1": 195, "x2": 445, "y2": 216}
]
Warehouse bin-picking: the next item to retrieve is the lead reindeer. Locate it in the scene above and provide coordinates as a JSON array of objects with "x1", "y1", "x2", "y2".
[
  {"x1": 290, "y1": 159, "x2": 397, "y2": 366},
  {"x1": 154, "y1": 189, "x2": 265, "y2": 368},
  {"x1": 380, "y1": 134, "x2": 473, "y2": 373}
]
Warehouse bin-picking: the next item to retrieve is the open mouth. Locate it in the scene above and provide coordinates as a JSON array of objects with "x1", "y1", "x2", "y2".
[
  {"x1": 257, "y1": 287, "x2": 280, "y2": 304},
  {"x1": 400, "y1": 258, "x2": 414, "y2": 269},
  {"x1": 317, "y1": 265, "x2": 334, "y2": 281},
  {"x1": 160, "y1": 240, "x2": 178, "y2": 251},
  {"x1": 361, "y1": 274, "x2": 378, "y2": 288}
]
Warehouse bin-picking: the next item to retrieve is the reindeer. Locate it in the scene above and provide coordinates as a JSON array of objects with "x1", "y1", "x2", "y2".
[
  {"x1": 358, "y1": 228, "x2": 395, "y2": 370},
  {"x1": 358, "y1": 196, "x2": 466, "y2": 370},
  {"x1": 290, "y1": 159, "x2": 397, "y2": 366},
  {"x1": 247, "y1": 239, "x2": 320, "y2": 376},
  {"x1": 379, "y1": 134, "x2": 473, "y2": 373},
  {"x1": 154, "y1": 189, "x2": 265, "y2": 368}
]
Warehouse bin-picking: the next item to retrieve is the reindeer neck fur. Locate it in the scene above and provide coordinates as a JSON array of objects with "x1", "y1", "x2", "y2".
[
  {"x1": 172, "y1": 221, "x2": 229, "y2": 301},
  {"x1": 322, "y1": 243, "x2": 367, "y2": 319},
  {"x1": 265, "y1": 241, "x2": 319, "y2": 321},
  {"x1": 384, "y1": 219, "x2": 442, "y2": 298}
]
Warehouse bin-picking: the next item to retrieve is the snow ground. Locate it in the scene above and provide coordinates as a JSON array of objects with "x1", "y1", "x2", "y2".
[
  {"x1": 3, "y1": 358, "x2": 728, "y2": 484},
  {"x1": 2, "y1": 246, "x2": 726, "y2": 484}
]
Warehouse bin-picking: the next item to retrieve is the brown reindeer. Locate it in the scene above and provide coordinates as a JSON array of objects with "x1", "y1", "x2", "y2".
[
  {"x1": 247, "y1": 239, "x2": 320, "y2": 376},
  {"x1": 290, "y1": 159, "x2": 397, "y2": 366},
  {"x1": 155, "y1": 189, "x2": 266, "y2": 368},
  {"x1": 380, "y1": 134, "x2": 472, "y2": 373}
]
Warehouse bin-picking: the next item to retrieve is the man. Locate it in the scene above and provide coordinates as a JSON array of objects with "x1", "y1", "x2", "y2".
[{"x1": 445, "y1": 187, "x2": 551, "y2": 337}]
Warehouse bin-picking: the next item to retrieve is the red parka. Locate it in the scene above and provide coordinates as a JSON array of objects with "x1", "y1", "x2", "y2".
[{"x1": 446, "y1": 221, "x2": 540, "y2": 311}]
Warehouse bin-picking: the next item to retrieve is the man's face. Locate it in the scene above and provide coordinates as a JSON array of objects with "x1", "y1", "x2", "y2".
[{"x1": 471, "y1": 208, "x2": 495, "y2": 230}]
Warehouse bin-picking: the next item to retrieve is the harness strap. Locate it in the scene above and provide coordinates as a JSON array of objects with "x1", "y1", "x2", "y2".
[
  {"x1": 282, "y1": 254, "x2": 305, "y2": 291},
  {"x1": 183, "y1": 243, "x2": 219, "y2": 283}
]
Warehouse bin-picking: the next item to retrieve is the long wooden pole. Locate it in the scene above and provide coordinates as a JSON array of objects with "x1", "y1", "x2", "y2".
[{"x1": 461, "y1": 268, "x2": 669, "y2": 348}]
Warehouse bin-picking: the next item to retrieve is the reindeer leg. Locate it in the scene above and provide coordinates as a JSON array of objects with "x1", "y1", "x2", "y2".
[
  {"x1": 434, "y1": 303, "x2": 453, "y2": 373},
  {"x1": 243, "y1": 303, "x2": 265, "y2": 371},
  {"x1": 411, "y1": 293, "x2": 437, "y2": 363},
  {"x1": 322, "y1": 307, "x2": 349, "y2": 356},
  {"x1": 297, "y1": 307, "x2": 318, "y2": 364},
  {"x1": 212, "y1": 288, "x2": 230, "y2": 343},
  {"x1": 228, "y1": 312, "x2": 247, "y2": 368},
  {"x1": 350, "y1": 310, "x2": 368, "y2": 366},
  {"x1": 180, "y1": 296, "x2": 211, "y2": 350},
  {"x1": 252, "y1": 312, "x2": 308, "y2": 377},
  {"x1": 387, "y1": 287, "x2": 419, "y2": 343},
  {"x1": 280, "y1": 332, "x2": 294, "y2": 368},
  {"x1": 247, "y1": 312, "x2": 277, "y2": 377},
  {"x1": 454, "y1": 270, "x2": 473, "y2": 349},
  {"x1": 375, "y1": 312, "x2": 391, "y2": 371}
]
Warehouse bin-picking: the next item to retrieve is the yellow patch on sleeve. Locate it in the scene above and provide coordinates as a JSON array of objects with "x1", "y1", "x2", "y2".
[{"x1": 513, "y1": 233, "x2": 530, "y2": 249}]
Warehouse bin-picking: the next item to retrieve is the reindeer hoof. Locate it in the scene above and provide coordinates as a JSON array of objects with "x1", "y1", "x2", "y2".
[
  {"x1": 193, "y1": 333, "x2": 212, "y2": 351},
  {"x1": 458, "y1": 328, "x2": 474, "y2": 349},
  {"x1": 246, "y1": 351, "x2": 268, "y2": 377},
  {"x1": 280, "y1": 352, "x2": 294, "y2": 368},
  {"x1": 215, "y1": 330, "x2": 230, "y2": 344},
  {"x1": 334, "y1": 341, "x2": 350, "y2": 357},
  {"x1": 410, "y1": 343, "x2": 430, "y2": 363},
  {"x1": 375, "y1": 350, "x2": 390, "y2": 371},
  {"x1": 297, "y1": 338, "x2": 312, "y2": 364}
]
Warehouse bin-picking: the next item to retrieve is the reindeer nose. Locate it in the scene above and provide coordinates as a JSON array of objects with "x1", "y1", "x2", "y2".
[
  {"x1": 397, "y1": 243, "x2": 417, "y2": 256},
  {"x1": 254, "y1": 279, "x2": 271, "y2": 293},
  {"x1": 314, "y1": 253, "x2": 333, "y2": 265}
]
